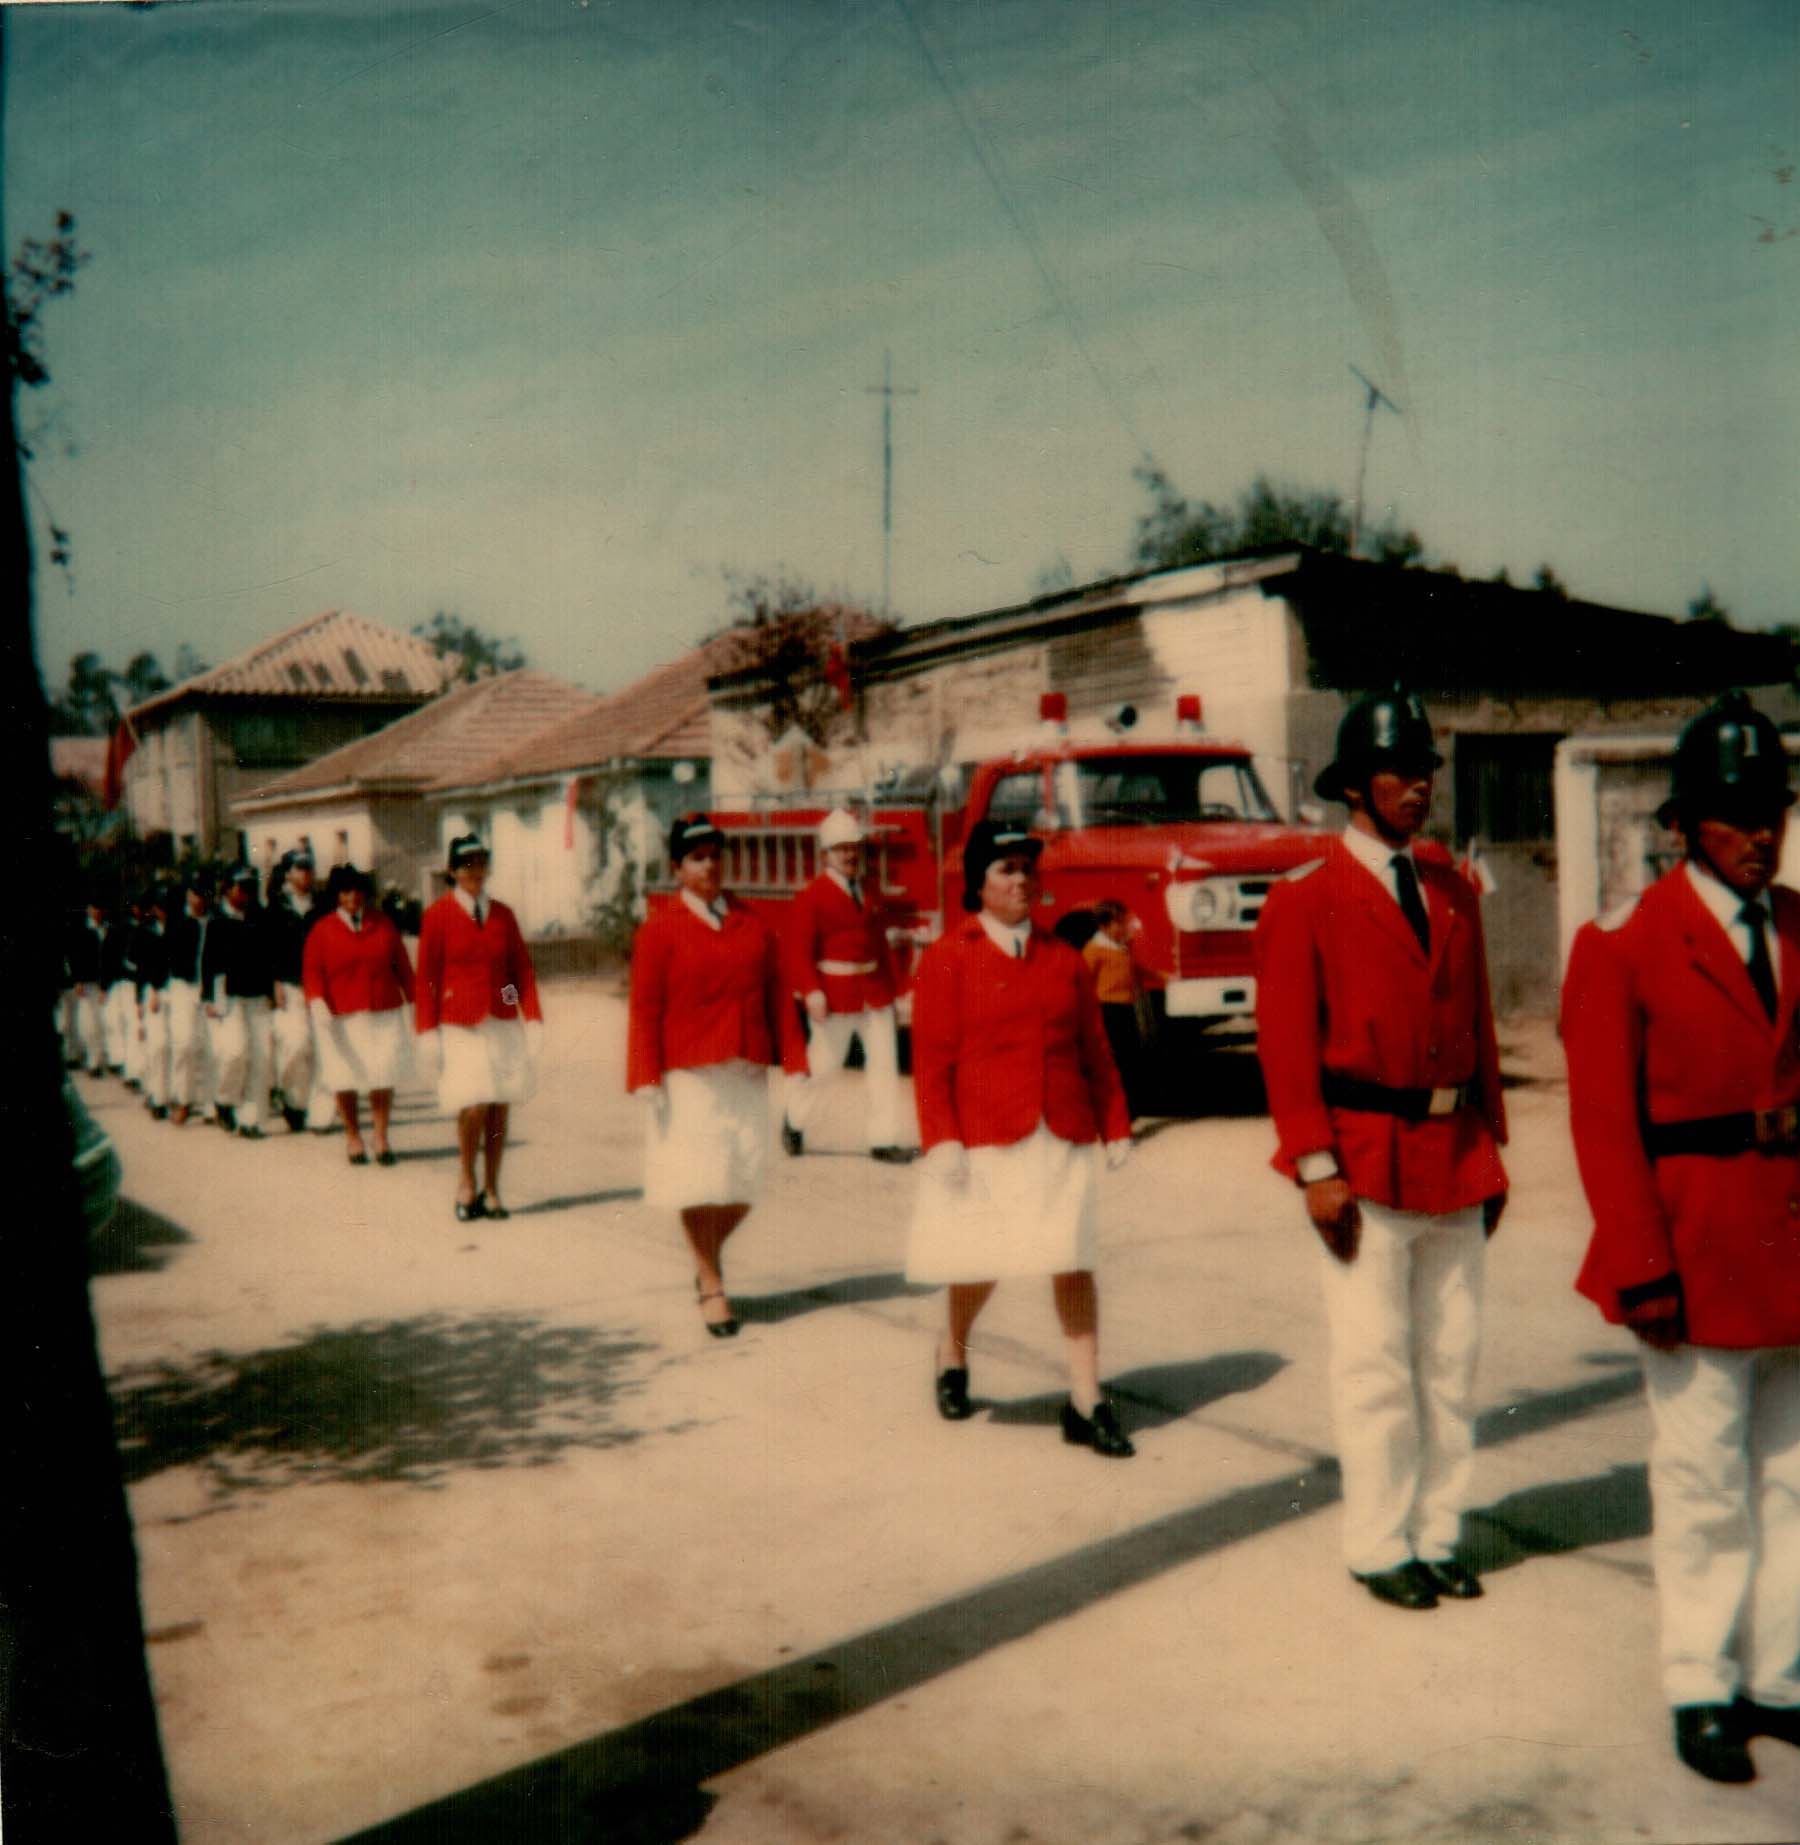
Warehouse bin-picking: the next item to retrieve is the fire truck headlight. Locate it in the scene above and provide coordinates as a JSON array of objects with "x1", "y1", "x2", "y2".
[{"x1": 1165, "y1": 880, "x2": 1219, "y2": 933}]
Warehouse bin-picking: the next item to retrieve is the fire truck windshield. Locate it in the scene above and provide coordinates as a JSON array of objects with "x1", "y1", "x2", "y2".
[{"x1": 1051, "y1": 754, "x2": 1280, "y2": 827}]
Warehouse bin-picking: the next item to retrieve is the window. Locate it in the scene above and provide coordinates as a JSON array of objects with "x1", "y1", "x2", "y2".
[
  {"x1": 985, "y1": 770, "x2": 1046, "y2": 827},
  {"x1": 310, "y1": 662, "x2": 335, "y2": 688},
  {"x1": 1454, "y1": 734, "x2": 1558, "y2": 845},
  {"x1": 342, "y1": 648, "x2": 369, "y2": 687},
  {"x1": 287, "y1": 664, "x2": 308, "y2": 688},
  {"x1": 1051, "y1": 753, "x2": 1280, "y2": 827}
]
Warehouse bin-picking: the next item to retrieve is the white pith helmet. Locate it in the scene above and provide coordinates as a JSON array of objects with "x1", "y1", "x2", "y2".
[{"x1": 818, "y1": 809, "x2": 865, "y2": 850}]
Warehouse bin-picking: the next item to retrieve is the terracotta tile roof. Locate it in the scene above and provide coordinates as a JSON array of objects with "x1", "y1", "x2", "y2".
[
  {"x1": 51, "y1": 736, "x2": 108, "y2": 794},
  {"x1": 128, "y1": 609, "x2": 455, "y2": 720},
  {"x1": 234, "y1": 670, "x2": 604, "y2": 808},
  {"x1": 458, "y1": 634, "x2": 741, "y2": 785},
  {"x1": 459, "y1": 612, "x2": 887, "y2": 787}
]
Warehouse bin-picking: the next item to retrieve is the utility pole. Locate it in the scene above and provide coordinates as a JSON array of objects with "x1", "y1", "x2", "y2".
[
  {"x1": 1348, "y1": 363, "x2": 1400, "y2": 556},
  {"x1": 865, "y1": 351, "x2": 917, "y2": 615}
]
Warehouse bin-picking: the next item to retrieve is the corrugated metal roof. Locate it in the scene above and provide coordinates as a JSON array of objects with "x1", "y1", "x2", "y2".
[
  {"x1": 129, "y1": 609, "x2": 456, "y2": 721},
  {"x1": 234, "y1": 670, "x2": 604, "y2": 809}
]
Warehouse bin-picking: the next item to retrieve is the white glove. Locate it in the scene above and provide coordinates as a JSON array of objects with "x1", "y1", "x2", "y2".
[
  {"x1": 637, "y1": 1084, "x2": 670, "y2": 1128},
  {"x1": 1104, "y1": 1139, "x2": 1132, "y2": 1172},
  {"x1": 804, "y1": 990, "x2": 829, "y2": 1025},
  {"x1": 922, "y1": 1140, "x2": 968, "y2": 1191}
]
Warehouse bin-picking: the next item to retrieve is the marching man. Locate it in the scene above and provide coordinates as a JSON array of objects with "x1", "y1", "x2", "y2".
[
  {"x1": 1562, "y1": 690, "x2": 1800, "y2": 1784},
  {"x1": 267, "y1": 849, "x2": 336, "y2": 1133},
  {"x1": 1254, "y1": 687, "x2": 1508, "y2": 1611},
  {"x1": 204, "y1": 864, "x2": 277, "y2": 1139},
  {"x1": 780, "y1": 809, "x2": 914, "y2": 1163}
]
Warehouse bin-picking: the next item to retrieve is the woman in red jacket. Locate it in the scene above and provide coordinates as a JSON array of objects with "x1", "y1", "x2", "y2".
[
  {"x1": 415, "y1": 836, "x2": 543, "y2": 1222},
  {"x1": 302, "y1": 864, "x2": 416, "y2": 1166},
  {"x1": 626, "y1": 815, "x2": 796, "y2": 1337},
  {"x1": 908, "y1": 820, "x2": 1135, "y2": 1455}
]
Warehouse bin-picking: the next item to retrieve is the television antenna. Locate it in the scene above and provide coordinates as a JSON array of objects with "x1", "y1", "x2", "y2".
[
  {"x1": 1348, "y1": 363, "x2": 1401, "y2": 555},
  {"x1": 866, "y1": 350, "x2": 918, "y2": 615}
]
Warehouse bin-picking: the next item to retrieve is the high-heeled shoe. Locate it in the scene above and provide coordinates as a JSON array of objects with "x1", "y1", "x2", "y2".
[
  {"x1": 695, "y1": 1279, "x2": 738, "y2": 1338},
  {"x1": 934, "y1": 1365, "x2": 973, "y2": 1421},
  {"x1": 1060, "y1": 1398, "x2": 1134, "y2": 1458},
  {"x1": 480, "y1": 1192, "x2": 509, "y2": 1220},
  {"x1": 454, "y1": 1196, "x2": 486, "y2": 1223}
]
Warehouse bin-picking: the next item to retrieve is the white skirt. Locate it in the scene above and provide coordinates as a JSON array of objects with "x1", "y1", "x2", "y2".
[
  {"x1": 906, "y1": 1123, "x2": 1101, "y2": 1283},
  {"x1": 439, "y1": 1017, "x2": 537, "y2": 1111},
  {"x1": 316, "y1": 1006, "x2": 410, "y2": 1096},
  {"x1": 643, "y1": 1062, "x2": 769, "y2": 1211}
]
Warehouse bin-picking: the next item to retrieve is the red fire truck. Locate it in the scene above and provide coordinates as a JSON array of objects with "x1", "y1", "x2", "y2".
[{"x1": 668, "y1": 694, "x2": 1332, "y2": 1057}]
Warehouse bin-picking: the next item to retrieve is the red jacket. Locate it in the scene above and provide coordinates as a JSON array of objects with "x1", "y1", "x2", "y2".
[
  {"x1": 782, "y1": 873, "x2": 898, "y2": 1013},
  {"x1": 1253, "y1": 839, "x2": 1508, "y2": 1216},
  {"x1": 414, "y1": 893, "x2": 541, "y2": 1034},
  {"x1": 303, "y1": 908, "x2": 415, "y2": 1016},
  {"x1": 1562, "y1": 867, "x2": 1800, "y2": 1347},
  {"x1": 910, "y1": 918, "x2": 1130, "y2": 1152},
  {"x1": 627, "y1": 897, "x2": 798, "y2": 1090}
]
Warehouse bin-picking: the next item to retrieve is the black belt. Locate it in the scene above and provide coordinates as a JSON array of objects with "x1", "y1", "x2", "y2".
[
  {"x1": 1643, "y1": 1107, "x2": 1800, "y2": 1158},
  {"x1": 1321, "y1": 1073, "x2": 1477, "y2": 1122}
]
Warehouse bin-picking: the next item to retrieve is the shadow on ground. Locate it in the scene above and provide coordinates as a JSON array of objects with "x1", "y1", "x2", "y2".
[
  {"x1": 509, "y1": 1188, "x2": 642, "y2": 1217},
  {"x1": 88, "y1": 1197, "x2": 195, "y2": 1277},
  {"x1": 109, "y1": 1314, "x2": 657, "y2": 1494},
  {"x1": 337, "y1": 1357, "x2": 1655, "y2": 1845},
  {"x1": 1465, "y1": 1464, "x2": 1651, "y2": 1579},
  {"x1": 986, "y1": 1351, "x2": 1286, "y2": 1431},
  {"x1": 731, "y1": 1271, "x2": 934, "y2": 1326}
]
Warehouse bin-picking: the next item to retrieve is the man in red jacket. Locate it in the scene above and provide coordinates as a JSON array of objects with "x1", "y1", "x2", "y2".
[
  {"x1": 1562, "y1": 690, "x2": 1800, "y2": 1785},
  {"x1": 1255, "y1": 687, "x2": 1508, "y2": 1613},
  {"x1": 780, "y1": 809, "x2": 913, "y2": 1163}
]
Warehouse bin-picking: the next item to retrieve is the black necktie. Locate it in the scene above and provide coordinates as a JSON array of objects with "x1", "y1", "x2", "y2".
[
  {"x1": 1741, "y1": 901, "x2": 1778, "y2": 1021},
  {"x1": 473, "y1": 901, "x2": 485, "y2": 927},
  {"x1": 1391, "y1": 855, "x2": 1431, "y2": 955},
  {"x1": 848, "y1": 878, "x2": 862, "y2": 908}
]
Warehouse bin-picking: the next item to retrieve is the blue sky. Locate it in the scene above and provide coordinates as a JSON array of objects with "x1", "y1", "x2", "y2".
[{"x1": 9, "y1": 0, "x2": 1798, "y2": 698}]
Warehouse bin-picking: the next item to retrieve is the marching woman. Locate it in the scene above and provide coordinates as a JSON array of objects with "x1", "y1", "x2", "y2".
[
  {"x1": 626, "y1": 815, "x2": 797, "y2": 1338},
  {"x1": 415, "y1": 836, "x2": 542, "y2": 1222},
  {"x1": 303, "y1": 864, "x2": 416, "y2": 1167},
  {"x1": 267, "y1": 849, "x2": 334, "y2": 1133},
  {"x1": 907, "y1": 820, "x2": 1136, "y2": 1456}
]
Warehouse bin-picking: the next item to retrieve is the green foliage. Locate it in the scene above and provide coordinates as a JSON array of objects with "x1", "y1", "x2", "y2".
[
  {"x1": 1686, "y1": 585, "x2": 1730, "y2": 625},
  {"x1": 1130, "y1": 468, "x2": 1424, "y2": 571},
  {"x1": 1532, "y1": 564, "x2": 1568, "y2": 597},
  {"x1": 413, "y1": 612, "x2": 527, "y2": 681},
  {"x1": 49, "y1": 646, "x2": 195, "y2": 735},
  {"x1": 6, "y1": 211, "x2": 87, "y2": 401},
  {"x1": 580, "y1": 767, "x2": 646, "y2": 961}
]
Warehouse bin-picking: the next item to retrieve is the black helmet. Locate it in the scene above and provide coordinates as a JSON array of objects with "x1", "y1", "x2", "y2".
[
  {"x1": 1657, "y1": 689, "x2": 1794, "y2": 827},
  {"x1": 960, "y1": 818, "x2": 1044, "y2": 913},
  {"x1": 1314, "y1": 685, "x2": 1444, "y2": 803}
]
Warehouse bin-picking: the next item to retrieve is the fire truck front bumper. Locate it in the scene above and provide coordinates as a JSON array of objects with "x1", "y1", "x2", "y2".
[{"x1": 1163, "y1": 976, "x2": 1256, "y2": 1021}]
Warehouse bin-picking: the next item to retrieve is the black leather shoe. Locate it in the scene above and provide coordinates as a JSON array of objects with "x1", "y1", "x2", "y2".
[
  {"x1": 1355, "y1": 1561, "x2": 1439, "y2": 1610},
  {"x1": 780, "y1": 1123, "x2": 804, "y2": 1157},
  {"x1": 215, "y1": 1105, "x2": 237, "y2": 1133},
  {"x1": 1421, "y1": 1558, "x2": 1482, "y2": 1599},
  {"x1": 454, "y1": 1197, "x2": 485, "y2": 1223},
  {"x1": 1674, "y1": 1704, "x2": 1754, "y2": 1783},
  {"x1": 1738, "y1": 1698, "x2": 1800, "y2": 1748},
  {"x1": 283, "y1": 1106, "x2": 307, "y2": 1133},
  {"x1": 375, "y1": 1149, "x2": 398, "y2": 1167},
  {"x1": 237, "y1": 1124, "x2": 265, "y2": 1141},
  {"x1": 870, "y1": 1145, "x2": 917, "y2": 1164},
  {"x1": 480, "y1": 1193, "x2": 509, "y2": 1220},
  {"x1": 1061, "y1": 1399, "x2": 1135, "y2": 1458},
  {"x1": 696, "y1": 1286, "x2": 739, "y2": 1338},
  {"x1": 935, "y1": 1367, "x2": 973, "y2": 1421}
]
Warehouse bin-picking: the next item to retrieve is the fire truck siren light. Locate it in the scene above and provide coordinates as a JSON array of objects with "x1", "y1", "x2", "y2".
[
  {"x1": 1177, "y1": 694, "x2": 1203, "y2": 727},
  {"x1": 1039, "y1": 692, "x2": 1069, "y2": 724}
]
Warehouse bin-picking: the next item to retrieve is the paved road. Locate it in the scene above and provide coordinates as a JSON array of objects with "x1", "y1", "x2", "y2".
[{"x1": 79, "y1": 985, "x2": 1800, "y2": 1843}]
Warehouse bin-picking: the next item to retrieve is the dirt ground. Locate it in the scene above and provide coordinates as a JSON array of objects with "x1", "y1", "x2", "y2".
[{"x1": 75, "y1": 988, "x2": 1800, "y2": 1843}]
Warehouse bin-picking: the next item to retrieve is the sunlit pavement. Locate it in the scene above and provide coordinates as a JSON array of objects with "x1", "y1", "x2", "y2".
[{"x1": 79, "y1": 987, "x2": 1800, "y2": 1844}]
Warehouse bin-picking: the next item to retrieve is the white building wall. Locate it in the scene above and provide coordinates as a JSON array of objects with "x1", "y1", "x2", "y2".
[
  {"x1": 1140, "y1": 586, "x2": 1297, "y2": 802},
  {"x1": 239, "y1": 805, "x2": 376, "y2": 881}
]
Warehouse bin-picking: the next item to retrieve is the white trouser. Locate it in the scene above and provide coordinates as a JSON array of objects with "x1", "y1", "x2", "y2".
[
  {"x1": 104, "y1": 980, "x2": 137, "y2": 1071},
  {"x1": 71, "y1": 985, "x2": 107, "y2": 1073},
  {"x1": 271, "y1": 990, "x2": 333, "y2": 1124},
  {"x1": 1318, "y1": 1200, "x2": 1486, "y2": 1575},
  {"x1": 165, "y1": 979, "x2": 213, "y2": 1112},
  {"x1": 785, "y1": 1005, "x2": 906, "y2": 1148},
  {"x1": 122, "y1": 987, "x2": 148, "y2": 1085},
  {"x1": 210, "y1": 995, "x2": 274, "y2": 1130},
  {"x1": 142, "y1": 993, "x2": 171, "y2": 1107},
  {"x1": 1641, "y1": 1343, "x2": 1800, "y2": 1710}
]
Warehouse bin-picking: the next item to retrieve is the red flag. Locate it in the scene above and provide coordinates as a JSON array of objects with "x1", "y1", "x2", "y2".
[
  {"x1": 824, "y1": 641, "x2": 852, "y2": 711},
  {"x1": 101, "y1": 718, "x2": 137, "y2": 811}
]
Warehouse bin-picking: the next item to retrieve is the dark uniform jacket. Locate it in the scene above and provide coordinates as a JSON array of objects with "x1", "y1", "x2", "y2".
[
  {"x1": 267, "y1": 894, "x2": 323, "y2": 989},
  {"x1": 134, "y1": 925, "x2": 172, "y2": 994},
  {"x1": 165, "y1": 913, "x2": 209, "y2": 987},
  {"x1": 202, "y1": 904, "x2": 276, "y2": 1002}
]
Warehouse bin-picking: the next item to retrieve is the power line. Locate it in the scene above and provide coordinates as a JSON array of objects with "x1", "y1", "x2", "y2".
[
  {"x1": 866, "y1": 349, "x2": 918, "y2": 616},
  {"x1": 892, "y1": 0, "x2": 1158, "y2": 471}
]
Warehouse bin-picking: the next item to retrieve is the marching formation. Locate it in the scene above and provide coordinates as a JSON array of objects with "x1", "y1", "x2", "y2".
[{"x1": 64, "y1": 688, "x2": 1800, "y2": 1790}]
